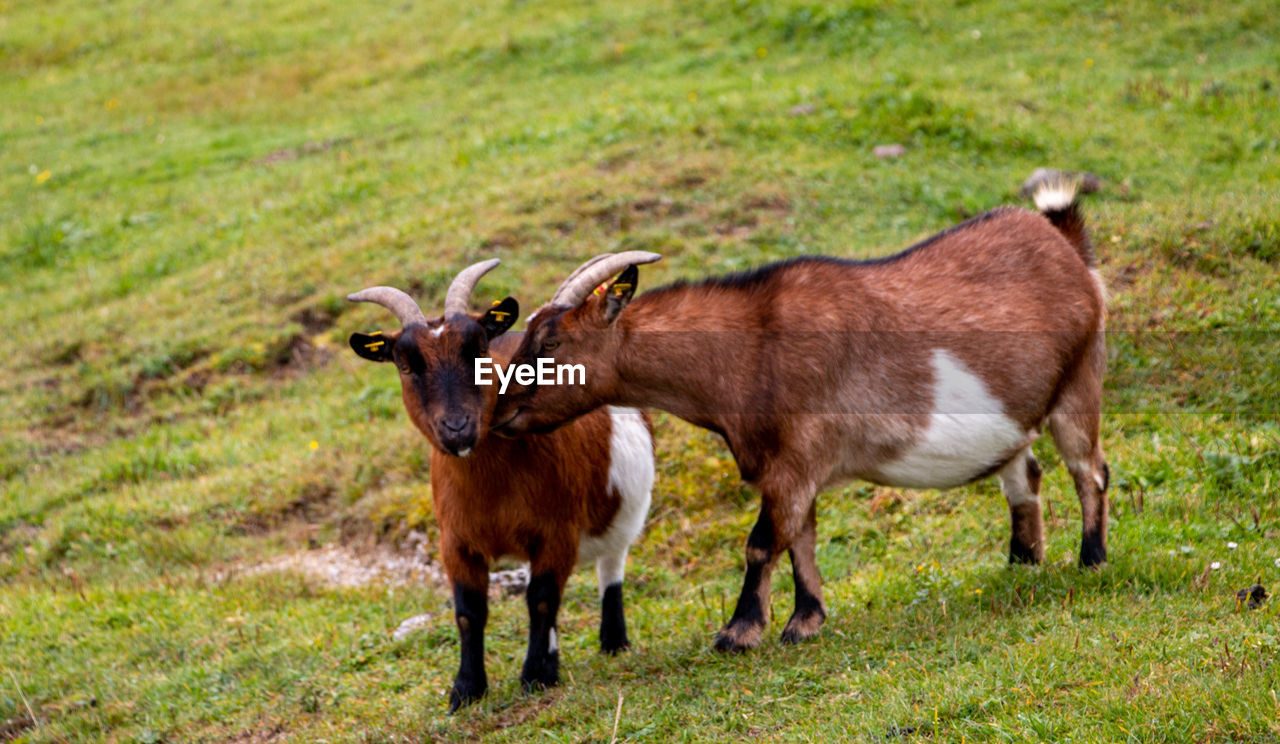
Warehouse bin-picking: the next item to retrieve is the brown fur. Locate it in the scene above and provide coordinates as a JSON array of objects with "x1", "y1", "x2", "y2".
[
  {"x1": 428, "y1": 340, "x2": 620, "y2": 580},
  {"x1": 494, "y1": 196, "x2": 1109, "y2": 649},
  {"x1": 354, "y1": 309, "x2": 652, "y2": 708},
  {"x1": 1008, "y1": 501, "x2": 1046, "y2": 564},
  {"x1": 371, "y1": 323, "x2": 629, "y2": 576}
]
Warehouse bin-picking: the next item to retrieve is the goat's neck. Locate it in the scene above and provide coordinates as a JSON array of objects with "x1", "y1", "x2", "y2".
[{"x1": 609, "y1": 292, "x2": 754, "y2": 430}]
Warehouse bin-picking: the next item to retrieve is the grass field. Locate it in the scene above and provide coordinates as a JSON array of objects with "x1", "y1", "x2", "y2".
[{"x1": 3, "y1": 0, "x2": 1279, "y2": 741}]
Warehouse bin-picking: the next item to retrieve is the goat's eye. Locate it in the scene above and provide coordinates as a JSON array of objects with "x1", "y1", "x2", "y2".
[
  {"x1": 397, "y1": 363, "x2": 411, "y2": 374},
  {"x1": 542, "y1": 340, "x2": 560, "y2": 352}
]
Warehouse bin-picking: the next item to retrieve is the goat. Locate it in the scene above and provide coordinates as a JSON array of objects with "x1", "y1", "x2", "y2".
[
  {"x1": 348, "y1": 259, "x2": 654, "y2": 710},
  {"x1": 491, "y1": 180, "x2": 1108, "y2": 652}
]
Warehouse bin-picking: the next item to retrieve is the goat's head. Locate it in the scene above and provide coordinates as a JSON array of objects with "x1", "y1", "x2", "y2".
[
  {"x1": 348, "y1": 259, "x2": 518, "y2": 456},
  {"x1": 491, "y1": 251, "x2": 660, "y2": 435}
]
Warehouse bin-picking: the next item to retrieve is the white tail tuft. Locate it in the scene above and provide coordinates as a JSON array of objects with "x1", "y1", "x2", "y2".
[{"x1": 1032, "y1": 178, "x2": 1079, "y2": 213}]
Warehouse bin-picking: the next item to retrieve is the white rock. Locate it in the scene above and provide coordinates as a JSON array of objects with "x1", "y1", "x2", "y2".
[
  {"x1": 393, "y1": 613, "x2": 435, "y2": 642},
  {"x1": 873, "y1": 143, "x2": 906, "y2": 159}
]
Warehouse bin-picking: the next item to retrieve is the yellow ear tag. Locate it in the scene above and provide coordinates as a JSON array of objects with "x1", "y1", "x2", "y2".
[
  {"x1": 365, "y1": 340, "x2": 385, "y2": 350},
  {"x1": 489, "y1": 310, "x2": 510, "y2": 321},
  {"x1": 592, "y1": 281, "x2": 608, "y2": 297},
  {"x1": 491, "y1": 300, "x2": 501, "y2": 306},
  {"x1": 611, "y1": 282, "x2": 632, "y2": 297}
]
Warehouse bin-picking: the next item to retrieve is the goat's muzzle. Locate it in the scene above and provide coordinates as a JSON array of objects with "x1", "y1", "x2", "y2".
[{"x1": 437, "y1": 414, "x2": 479, "y2": 457}]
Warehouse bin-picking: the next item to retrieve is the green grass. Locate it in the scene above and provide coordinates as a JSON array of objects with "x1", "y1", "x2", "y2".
[{"x1": 2, "y1": 0, "x2": 1279, "y2": 741}]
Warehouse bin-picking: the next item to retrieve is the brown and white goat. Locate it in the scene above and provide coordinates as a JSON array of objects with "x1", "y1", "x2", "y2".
[
  {"x1": 491, "y1": 181, "x2": 1109, "y2": 652},
  {"x1": 348, "y1": 260, "x2": 654, "y2": 710}
]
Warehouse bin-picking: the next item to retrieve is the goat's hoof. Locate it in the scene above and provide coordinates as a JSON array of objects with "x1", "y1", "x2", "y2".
[
  {"x1": 600, "y1": 638, "x2": 631, "y2": 656},
  {"x1": 600, "y1": 621, "x2": 630, "y2": 655},
  {"x1": 448, "y1": 680, "x2": 486, "y2": 713},
  {"x1": 520, "y1": 654, "x2": 560, "y2": 692},
  {"x1": 519, "y1": 673, "x2": 560, "y2": 692},
  {"x1": 1008, "y1": 543, "x2": 1044, "y2": 565},
  {"x1": 779, "y1": 609, "x2": 826, "y2": 645},
  {"x1": 713, "y1": 622, "x2": 763, "y2": 653},
  {"x1": 1078, "y1": 543, "x2": 1107, "y2": 569}
]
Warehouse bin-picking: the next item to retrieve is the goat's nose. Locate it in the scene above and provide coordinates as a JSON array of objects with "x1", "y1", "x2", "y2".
[{"x1": 442, "y1": 414, "x2": 471, "y2": 433}]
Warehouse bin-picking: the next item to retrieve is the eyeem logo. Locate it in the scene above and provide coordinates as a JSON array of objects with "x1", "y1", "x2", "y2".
[{"x1": 475, "y1": 357, "x2": 585, "y2": 394}]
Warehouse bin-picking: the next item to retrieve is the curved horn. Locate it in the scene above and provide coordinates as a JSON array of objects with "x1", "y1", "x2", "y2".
[
  {"x1": 550, "y1": 251, "x2": 662, "y2": 309},
  {"x1": 443, "y1": 258, "x2": 501, "y2": 317},
  {"x1": 548, "y1": 253, "x2": 615, "y2": 306},
  {"x1": 347, "y1": 286, "x2": 427, "y2": 327}
]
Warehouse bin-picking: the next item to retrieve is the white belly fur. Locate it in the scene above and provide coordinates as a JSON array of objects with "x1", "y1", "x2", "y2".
[
  {"x1": 874, "y1": 349, "x2": 1030, "y2": 489},
  {"x1": 576, "y1": 406, "x2": 653, "y2": 566}
]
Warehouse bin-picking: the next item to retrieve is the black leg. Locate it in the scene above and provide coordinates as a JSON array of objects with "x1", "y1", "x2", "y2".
[
  {"x1": 714, "y1": 509, "x2": 776, "y2": 652},
  {"x1": 520, "y1": 571, "x2": 562, "y2": 691},
  {"x1": 1076, "y1": 458, "x2": 1110, "y2": 568},
  {"x1": 780, "y1": 500, "x2": 826, "y2": 644},
  {"x1": 449, "y1": 582, "x2": 489, "y2": 713},
  {"x1": 599, "y1": 582, "x2": 630, "y2": 654},
  {"x1": 1080, "y1": 527, "x2": 1108, "y2": 567}
]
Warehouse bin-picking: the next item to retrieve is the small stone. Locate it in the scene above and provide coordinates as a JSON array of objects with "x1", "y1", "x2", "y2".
[
  {"x1": 873, "y1": 143, "x2": 906, "y2": 159},
  {"x1": 489, "y1": 564, "x2": 530, "y2": 597},
  {"x1": 788, "y1": 103, "x2": 817, "y2": 116},
  {"x1": 393, "y1": 613, "x2": 435, "y2": 641}
]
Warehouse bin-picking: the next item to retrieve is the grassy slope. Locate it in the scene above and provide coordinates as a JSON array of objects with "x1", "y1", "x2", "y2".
[{"x1": 2, "y1": 0, "x2": 1279, "y2": 741}]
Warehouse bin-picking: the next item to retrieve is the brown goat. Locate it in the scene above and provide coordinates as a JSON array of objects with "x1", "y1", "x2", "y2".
[
  {"x1": 491, "y1": 181, "x2": 1108, "y2": 652},
  {"x1": 348, "y1": 260, "x2": 654, "y2": 710}
]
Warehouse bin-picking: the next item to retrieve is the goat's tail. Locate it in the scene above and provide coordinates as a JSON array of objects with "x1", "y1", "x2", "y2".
[{"x1": 1032, "y1": 177, "x2": 1095, "y2": 268}]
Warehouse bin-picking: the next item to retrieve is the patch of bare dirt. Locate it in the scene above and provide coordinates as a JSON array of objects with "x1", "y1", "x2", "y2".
[
  {"x1": 232, "y1": 481, "x2": 338, "y2": 536},
  {"x1": 253, "y1": 137, "x2": 351, "y2": 167},
  {"x1": 476, "y1": 153, "x2": 795, "y2": 252},
  {"x1": 223, "y1": 721, "x2": 287, "y2": 743},
  {"x1": 712, "y1": 189, "x2": 794, "y2": 238},
  {"x1": 243, "y1": 532, "x2": 530, "y2": 601},
  {"x1": 0, "y1": 711, "x2": 35, "y2": 742},
  {"x1": 43, "y1": 339, "x2": 84, "y2": 366},
  {"x1": 0, "y1": 521, "x2": 40, "y2": 557},
  {"x1": 577, "y1": 194, "x2": 690, "y2": 234},
  {"x1": 246, "y1": 543, "x2": 444, "y2": 588},
  {"x1": 458, "y1": 695, "x2": 556, "y2": 739},
  {"x1": 289, "y1": 305, "x2": 339, "y2": 336},
  {"x1": 268, "y1": 333, "x2": 334, "y2": 378}
]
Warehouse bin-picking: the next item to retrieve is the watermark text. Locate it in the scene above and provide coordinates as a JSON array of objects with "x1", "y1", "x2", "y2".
[{"x1": 475, "y1": 357, "x2": 585, "y2": 394}]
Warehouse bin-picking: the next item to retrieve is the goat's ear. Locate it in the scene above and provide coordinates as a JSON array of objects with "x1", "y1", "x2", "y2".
[
  {"x1": 350, "y1": 331, "x2": 395, "y2": 362},
  {"x1": 479, "y1": 297, "x2": 519, "y2": 339},
  {"x1": 603, "y1": 265, "x2": 639, "y2": 324}
]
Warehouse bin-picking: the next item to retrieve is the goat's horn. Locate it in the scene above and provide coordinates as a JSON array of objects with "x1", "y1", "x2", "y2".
[
  {"x1": 443, "y1": 258, "x2": 501, "y2": 317},
  {"x1": 549, "y1": 251, "x2": 662, "y2": 309},
  {"x1": 548, "y1": 254, "x2": 614, "y2": 306},
  {"x1": 347, "y1": 286, "x2": 427, "y2": 327}
]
